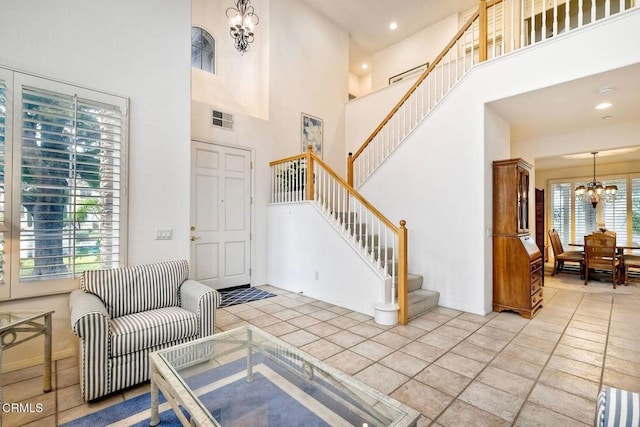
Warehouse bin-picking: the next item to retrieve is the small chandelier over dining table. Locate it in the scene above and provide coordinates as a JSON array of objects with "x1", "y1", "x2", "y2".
[
  {"x1": 226, "y1": 0, "x2": 259, "y2": 54},
  {"x1": 574, "y1": 152, "x2": 617, "y2": 208}
]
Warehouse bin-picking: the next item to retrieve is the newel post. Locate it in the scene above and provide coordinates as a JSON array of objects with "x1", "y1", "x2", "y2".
[
  {"x1": 479, "y1": 0, "x2": 488, "y2": 62},
  {"x1": 398, "y1": 220, "x2": 409, "y2": 325},
  {"x1": 306, "y1": 144, "x2": 315, "y2": 201},
  {"x1": 347, "y1": 152, "x2": 354, "y2": 187}
]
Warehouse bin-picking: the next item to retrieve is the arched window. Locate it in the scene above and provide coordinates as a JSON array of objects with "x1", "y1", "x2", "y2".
[{"x1": 191, "y1": 27, "x2": 215, "y2": 73}]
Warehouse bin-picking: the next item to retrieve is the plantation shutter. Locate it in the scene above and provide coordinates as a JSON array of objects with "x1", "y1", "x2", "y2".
[
  {"x1": 0, "y1": 80, "x2": 6, "y2": 287},
  {"x1": 19, "y1": 86, "x2": 123, "y2": 281},
  {"x1": 549, "y1": 182, "x2": 572, "y2": 246},
  {"x1": 574, "y1": 180, "x2": 597, "y2": 244},
  {"x1": 602, "y1": 178, "x2": 627, "y2": 245}
]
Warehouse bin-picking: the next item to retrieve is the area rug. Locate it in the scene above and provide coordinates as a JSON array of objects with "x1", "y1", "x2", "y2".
[
  {"x1": 61, "y1": 354, "x2": 374, "y2": 427},
  {"x1": 218, "y1": 287, "x2": 276, "y2": 308}
]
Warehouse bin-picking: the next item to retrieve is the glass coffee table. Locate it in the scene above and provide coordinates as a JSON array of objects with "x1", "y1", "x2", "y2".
[{"x1": 150, "y1": 325, "x2": 419, "y2": 426}]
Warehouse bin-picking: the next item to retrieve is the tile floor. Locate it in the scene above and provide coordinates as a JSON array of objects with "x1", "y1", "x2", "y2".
[{"x1": 2, "y1": 270, "x2": 640, "y2": 426}]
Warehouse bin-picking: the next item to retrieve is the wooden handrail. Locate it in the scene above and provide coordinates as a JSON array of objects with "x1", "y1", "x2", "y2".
[
  {"x1": 269, "y1": 152, "x2": 307, "y2": 167},
  {"x1": 309, "y1": 152, "x2": 399, "y2": 233},
  {"x1": 350, "y1": 7, "x2": 481, "y2": 162}
]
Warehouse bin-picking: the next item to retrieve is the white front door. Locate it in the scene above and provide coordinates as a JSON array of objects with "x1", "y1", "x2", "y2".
[{"x1": 190, "y1": 141, "x2": 252, "y2": 290}]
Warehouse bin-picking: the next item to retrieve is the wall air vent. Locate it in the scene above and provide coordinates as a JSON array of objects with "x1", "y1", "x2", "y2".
[{"x1": 212, "y1": 110, "x2": 233, "y2": 130}]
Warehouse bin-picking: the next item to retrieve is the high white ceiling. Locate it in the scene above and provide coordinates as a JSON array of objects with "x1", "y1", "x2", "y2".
[{"x1": 298, "y1": 0, "x2": 477, "y2": 75}]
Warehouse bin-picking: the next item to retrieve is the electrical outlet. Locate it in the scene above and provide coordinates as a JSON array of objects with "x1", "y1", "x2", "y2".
[
  {"x1": 315, "y1": 271, "x2": 319, "y2": 280},
  {"x1": 155, "y1": 229, "x2": 173, "y2": 240}
]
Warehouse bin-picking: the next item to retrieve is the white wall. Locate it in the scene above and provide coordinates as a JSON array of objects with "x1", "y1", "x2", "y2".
[
  {"x1": 192, "y1": 0, "x2": 270, "y2": 119},
  {"x1": 371, "y1": 14, "x2": 460, "y2": 91},
  {"x1": 267, "y1": 203, "x2": 385, "y2": 316},
  {"x1": 0, "y1": 0, "x2": 191, "y2": 370},
  {"x1": 357, "y1": 9, "x2": 640, "y2": 315}
]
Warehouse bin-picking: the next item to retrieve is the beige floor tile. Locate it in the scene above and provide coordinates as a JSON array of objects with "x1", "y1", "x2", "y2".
[
  {"x1": 1, "y1": 365, "x2": 46, "y2": 386},
  {"x1": 252, "y1": 303, "x2": 287, "y2": 314},
  {"x1": 347, "y1": 322, "x2": 384, "y2": 338},
  {"x1": 486, "y1": 312, "x2": 529, "y2": 333},
  {"x1": 437, "y1": 399, "x2": 510, "y2": 427},
  {"x1": 459, "y1": 381, "x2": 525, "y2": 422},
  {"x1": 249, "y1": 313, "x2": 282, "y2": 328},
  {"x1": 327, "y1": 306, "x2": 351, "y2": 315},
  {"x1": 434, "y1": 353, "x2": 486, "y2": 379},
  {"x1": 559, "y1": 334, "x2": 606, "y2": 353},
  {"x1": 408, "y1": 317, "x2": 441, "y2": 331},
  {"x1": 476, "y1": 366, "x2": 534, "y2": 398},
  {"x1": 279, "y1": 329, "x2": 319, "y2": 347},
  {"x1": 285, "y1": 314, "x2": 321, "y2": 328},
  {"x1": 520, "y1": 324, "x2": 562, "y2": 343},
  {"x1": 389, "y1": 324, "x2": 429, "y2": 340},
  {"x1": 607, "y1": 343, "x2": 640, "y2": 364},
  {"x1": 260, "y1": 321, "x2": 298, "y2": 337},
  {"x1": 545, "y1": 355, "x2": 602, "y2": 383},
  {"x1": 2, "y1": 375, "x2": 56, "y2": 402},
  {"x1": 326, "y1": 330, "x2": 367, "y2": 348},
  {"x1": 19, "y1": 415, "x2": 57, "y2": 427},
  {"x1": 564, "y1": 327, "x2": 607, "y2": 343},
  {"x1": 538, "y1": 367, "x2": 599, "y2": 400},
  {"x1": 605, "y1": 355, "x2": 640, "y2": 378},
  {"x1": 501, "y1": 342, "x2": 550, "y2": 366},
  {"x1": 431, "y1": 307, "x2": 462, "y2": 317},
  {"x1": 55, "y1": 356, "x2": 78, "y2": 372},
  {"x1": 463, "y1": 333, "x2": 510, "y2": 352},
  {"x1": 446, "y1": 317, "x2": 482, "y2": 332},
  {"x1": 450, "y1": 341, "x2": 498, "y2": 363},
  {"x1": 324, "y1": 350, "x2": 373, "y2": 375},
  {"x1": 390, "y1": 379, "x2": 454, "y2": 420},
  {"x1": 417, "y1": 332, "x2": 461, "y2": 350},
  {"x1": 509, "y1": 332, "x2": 558, "y2": 353},
  {"x1": 271, "y1": 308, "x2": 302, "y2": 321},
  {"x1": 287, "y1": 303, "x2": 319, "y2": 315},
  {"x1": 457, "y1": 312, "x2": 496, "y2": 325},
  {"x1": 528, "y1": 383, "x2": 595, "y2": 425},
  {"x1": 371, "y1": 330, "x2": 412, "y2": 349},
  {"x1": 420, "y1": 311, "x2": 455, "y2": 324},
  {"x1": 399, "y1": 341, "x2": 447, "y2": 363},
  {"x1": 527, "y1": 318, "x2": 567, "y2": 334},
  {"x1": 350, "y1": 340, "x2": 395, "y2": 361},
  {"x1": 219, "y1": 320, "x2": 250, "y2": 331},
  {"x1": 553, "y1": 343, "x2": 604, "y2": 366},
  {"x1": 572, "y1": 313, "x2": 610, "y2": 327},
  {"x1": 56, "y1": 384, "x2": 86, "y2": 412},
  {"x1": 300, "y1": 339, "x2": 344, "y2": 360},
  {"x1": 475, "y1": 325, "x2": 518, "y2": 342},
  {"x1": 569, "y1": 319, "x2": 609, "y2": 334},
  {"x1": 308, "y1": 310, "x2": 340, "y2": 321},
  {"x1": 325, "y1": 315, "x2": 361, "y2": 329},
  {"x1": 416, "y1": 415, "x2": 433, "y2": 426},
  {"x1": 354, "y1": 363, "x2": 410, "y2": 394},
  {"x1": 609, "y1": 335, "x2": 640, "y2": 352},
  {"x1": 490, "y1": 353, "x2": 544, "y2": 380},
  {"x1": 432, "y1": 325, "x2": 472, "y2": 341},
  {"x1": 515, "y1": 402, "x2": 591, "y2": 427},
  {"x1": 379, "y1": 351, "x2": 429, "y2": 377},
  {"x1": 303, "y1": 322, "x2": 342, "y2": 338},
  {"x1": 602, "y1": 369, "x2": 640, "y2": 393},
  {"x1": 414, "y1": 364, "x2": 472, "y2": 396},
  {"x1": 344, "y1": 311, "x2": 371, "y2": 322}
]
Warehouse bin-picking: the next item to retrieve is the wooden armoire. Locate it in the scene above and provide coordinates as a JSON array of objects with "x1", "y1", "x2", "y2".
[{"x1": 493, "y1": 159, "x2": 543, "y2": 319}]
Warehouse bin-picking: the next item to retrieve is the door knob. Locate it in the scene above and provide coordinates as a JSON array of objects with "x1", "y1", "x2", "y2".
[{"x1": 190, "y1": 236, "x2": 200, "y2": 241}]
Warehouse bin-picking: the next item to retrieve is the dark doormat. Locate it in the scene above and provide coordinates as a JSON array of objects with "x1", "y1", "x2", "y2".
[{"x1": 218, "y1": 287, "x2": 277, "y2": 308}]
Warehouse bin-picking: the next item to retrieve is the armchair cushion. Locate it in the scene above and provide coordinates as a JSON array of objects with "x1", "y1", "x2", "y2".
[
  {"x1": 110, "y1": 307, "x2": 199, "y2": 357},
  {"x1": 81, "y1": 259, "x2": 189, "y2": 318}
]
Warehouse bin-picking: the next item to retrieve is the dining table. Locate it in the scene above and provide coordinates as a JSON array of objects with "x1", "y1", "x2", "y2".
[{"x1": 568, "y1": 242, "x2": 640, "y2": 285}]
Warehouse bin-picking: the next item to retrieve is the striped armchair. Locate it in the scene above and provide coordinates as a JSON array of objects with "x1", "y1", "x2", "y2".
[{"x1": 69, "y1": 260, "x2": 220, "y2": 401}]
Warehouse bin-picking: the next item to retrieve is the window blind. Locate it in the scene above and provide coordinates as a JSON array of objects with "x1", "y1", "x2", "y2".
[
  {"x1": 550, "y1": 182, "x2": 572, "y2": 246},
  {"x1": 575, "y1": 180, "x2": 597, "y2": 245},
  {"x1": 632, "y1": 178, "x2": 640, "y2": 246},
  {"x1": 602, "y1": 178, "x2": 627, "y2": 245},
  {"x1": 0, "y1": 81, "x2": 6, "y2": 284},
  {"x1": 20, "y1": 86, "x2": 122, "y2": 281}
]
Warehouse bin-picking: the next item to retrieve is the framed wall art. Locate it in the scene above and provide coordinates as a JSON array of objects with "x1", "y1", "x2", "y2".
[{"x1": 301, "y1": 112, "x2": 323, "y2": 158}]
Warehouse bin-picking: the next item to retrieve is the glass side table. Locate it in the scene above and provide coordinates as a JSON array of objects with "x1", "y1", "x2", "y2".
[{"x1": 0, "y1": 310, "x2": 55, "y2": 393}]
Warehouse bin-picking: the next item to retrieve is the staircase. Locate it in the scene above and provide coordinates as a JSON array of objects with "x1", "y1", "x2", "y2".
[{"x1": 341, "y1": 213, "x2": 439, "y2": 320}]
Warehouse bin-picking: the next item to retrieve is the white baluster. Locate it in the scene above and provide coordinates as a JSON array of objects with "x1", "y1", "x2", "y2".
[
  {"x1": 591, "y1": 0, "x2": 597, "y2": 24},
  {"x1": 521, "y1": 0, "x2": 526, "y2": 47},
  {"x1": 566, "y1": 0, "x2": 571, "y2": 32},
  {"x1": 531, "y1": 0, "x2": 536, "y2": 44},
  {"x1": 492, "y1": 5, "x2": 497, "y2": 57},
  {"x1": 578, "y1": 0, "x2": 584, "y2": 27},
  {"x1": 619, "y1": 0, "x2": 624, "y2": 13},
  {"x1": 605, "y1": 0, "x2": 610, "y2": 17},
  {"x1": 541, "y1": 0, "x2": 547, "y2": 40},
  {"x1": 377, "y1": 220, "x2": 382, "y2": 268}
]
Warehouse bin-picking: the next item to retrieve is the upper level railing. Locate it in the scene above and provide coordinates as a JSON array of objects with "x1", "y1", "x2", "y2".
[
  {"x1": 348, "y1": 0, "x2": 637, "y2": 188},
  {"x1": 270, "y1": 148, "x2": 410, "y2": 324}
]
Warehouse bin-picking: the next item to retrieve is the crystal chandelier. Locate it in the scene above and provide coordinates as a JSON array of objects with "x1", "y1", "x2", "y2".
[
  {"x1": 226, "y1": 0, "x2": 259, "y2": 54},
  {"x1": 574, "y1": 152, "x2": 617, "y2": 208}
]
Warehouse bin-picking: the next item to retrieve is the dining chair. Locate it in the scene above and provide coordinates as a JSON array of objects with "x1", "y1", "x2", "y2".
[
  {"x1": 623, "y1": 253, "x2": 640, "y2": 284},
  {"x1": 548, "y1": 228, "x2": 584, "y2": 278},
  {"x1": 584, "y1": 233, "x2": 621, "y2": 288}
]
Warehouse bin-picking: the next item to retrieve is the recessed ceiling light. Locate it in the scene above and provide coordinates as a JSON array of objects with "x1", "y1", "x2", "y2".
[
  {"x1": 361, "y1": 63, "x2": 368, "y2": 70},
  {"x1": 389, "y1": 22, "x2": 398, "y2": 30},
  {"x1": 595, "y1": 102, "x2": 612, "y2": 110}
]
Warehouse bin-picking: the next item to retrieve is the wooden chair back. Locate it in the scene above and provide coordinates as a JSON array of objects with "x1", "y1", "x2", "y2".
[
  {"x1": 548, "y1": 229, "x2": 564, "y2": 256},
  {"x1": 584, "y1": 233, "x2": 617, "y2": 271}
]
